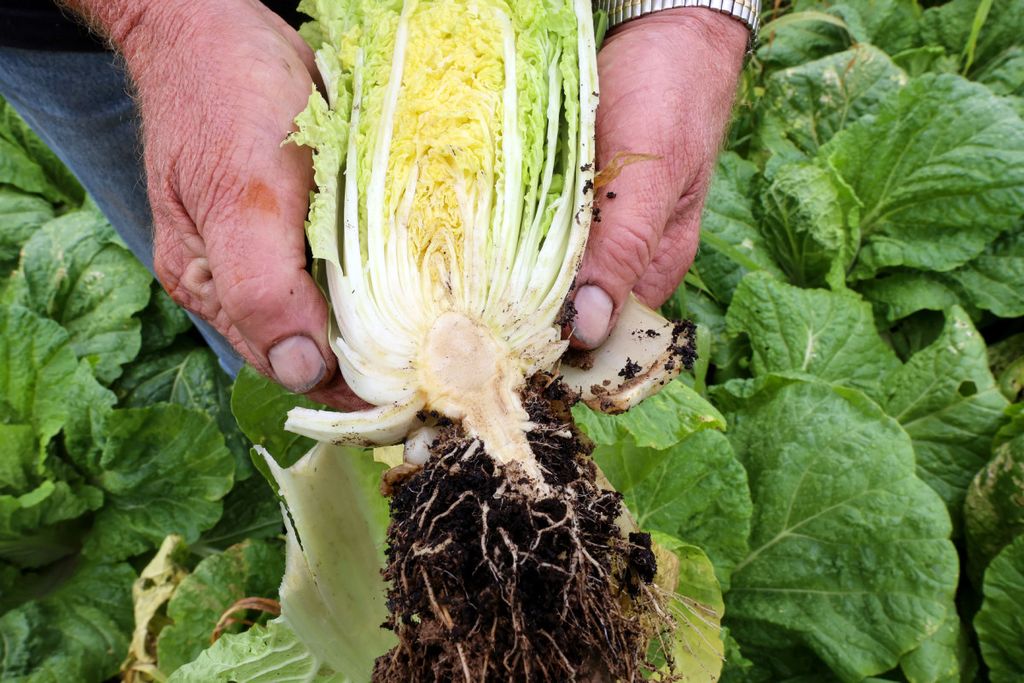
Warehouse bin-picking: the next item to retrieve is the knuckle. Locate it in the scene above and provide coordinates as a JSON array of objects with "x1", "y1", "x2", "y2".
[
  {"x1": 593, "y1": 223, "x2": 655, "y2": 287},
  {"x1": 216, "y1": 265, "x2": 280, "y2": 328}
]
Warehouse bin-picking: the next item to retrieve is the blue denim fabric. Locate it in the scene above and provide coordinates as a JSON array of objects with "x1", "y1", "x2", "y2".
[{"x1": 0, "y1": 47, "x2": 244, "y2": 376}]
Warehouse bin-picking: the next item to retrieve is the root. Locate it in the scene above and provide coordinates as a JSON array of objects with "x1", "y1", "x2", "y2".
[{"x1": 373, "y1": 376, "x2": 676, "y2": 682}]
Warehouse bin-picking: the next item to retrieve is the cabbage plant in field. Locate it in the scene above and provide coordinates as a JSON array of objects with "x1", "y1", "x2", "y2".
[{"x1": 261, "y1": 0, "x2": 696, "y2": 680}]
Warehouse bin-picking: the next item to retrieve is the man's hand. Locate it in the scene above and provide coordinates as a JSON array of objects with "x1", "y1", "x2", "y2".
[
  {"x1": 571, "y1": 9, "x2": 748, "y2": 348},
  {"x1": 68, "y1": 0, "x2": 360, "y2": 407}
]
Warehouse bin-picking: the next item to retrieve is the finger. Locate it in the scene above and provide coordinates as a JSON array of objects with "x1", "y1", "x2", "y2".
[
  {"x1": 200, "y1": 170, "x2": 336, "y2": 394},
  {"x1": 632, "y1": 190, "x2": 704, "y2": 308},
  {"x1": 306, "y1": 373, "x2": 373, "y2": 411},
  {"x1": 260, "y1": 4, "x2": 326, "y2": 93},
  {"x1": 571, "y1": 80, "x2": 690, "y2": 347}
]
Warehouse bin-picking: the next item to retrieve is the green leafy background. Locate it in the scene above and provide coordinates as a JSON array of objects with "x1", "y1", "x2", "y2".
[{"x1": 3, "y1": 1, "x2": 1024, "y2": 681}]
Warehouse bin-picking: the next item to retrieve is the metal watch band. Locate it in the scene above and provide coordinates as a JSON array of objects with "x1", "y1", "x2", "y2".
[{"x1": 597, "y1": 0, "x2": 760, "y2": 34}]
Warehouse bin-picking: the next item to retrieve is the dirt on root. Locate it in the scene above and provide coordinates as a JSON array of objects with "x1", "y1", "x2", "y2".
[{"x1": 374, "y1": 375, "x2": 672, "y2": 682}]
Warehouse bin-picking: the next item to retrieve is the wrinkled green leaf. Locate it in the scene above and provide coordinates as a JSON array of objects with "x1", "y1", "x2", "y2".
[
  {"x1": 757, "y1": 10, "x2": 853, "y2": 69},
  {"x1": 857, "y1": 270, "x2": 962, "y2": 323},
  {"x1": 835, "y1": 0, "x2": 920, "y2": 56},
  {"x1": 974, "y1": 535, "x2": 1024, "y2": 681},
  {"x1": 695, "y1": 153, "x2": 781, "y2": 304},
  {"x1": 7, "y1": 209, "x2": 151, "y2": 383},
  {"x1": 0, "y1": 305, "x2": 79, "y2": 449},
  {"x1": 882, "y1": 307, "x2": 1009, "y2": 522},
  {"x1": 195, "y1": 475, "x2": 283, "y2": 552},
  {"x1": 158, "y1": 539, "x2": 285, "y2": 675},
  {"x1": 757, "y1": 45, "x2": 907, "y2": 160},
  {"x1": 597, "y1": 430, "x2": 750, "y2": 590},
  {"x1": 137, "y1": 281, "x2": 193, "y2": 354},
  {"x1": 116, "y1": 346, "x2": 250, "y2": 479},
  {"x1": 573, "y1": 378, "x2": 725, "y2": 449},
  {"x1": 0, "y1": 480, "x2": 101, "y2": 568},
  {"x1": 0, "y1": 100, "x2": 84, "y2": 207},
  {"x1": 987, "y1": 334, "x2": 1024, "y2": 402},
  {"x1": 921, "y1": 0, "x2": 1024, "y2": 78},
  {"x1": 70, "y1": 405, "x2": 235, "y2": 561},
  {"x1": 724, "y1": 377, "x2": 958, "y2": 681},
  {"x1": 823, "y1": 73, "x2": 1024, "y2": 279},
  {"x1": 169, "y1": 618, "x2": 342, "y2": 682},
  {"x1": 900, "y1": 604, "x2": 976, "y2": 683},
  {"x1": 725, "y1": 273, "x2": 900, "y2": 401},
  {"x1": 948, "y1": 228, "x2": 1024, "y2": 318},
  {"x1": 0, "y1": 562, "x2": 134, "y2": 682},
  {"x1": 0, "y1": 425, "x2": 35, "y2": 492},
  {"x1": 0, "y1": 188, "x2": 53, "y2": 278},
  {"x1": 757, "y1": 161, "x2": 853, "y2": 287}
]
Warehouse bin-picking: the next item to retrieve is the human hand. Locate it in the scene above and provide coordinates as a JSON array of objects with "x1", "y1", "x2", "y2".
[
  {"x1": 571, "y1": 9, "x2": 749, "y2": 348},
  {"x1": 110, "y1": 1, "x2": 361, "y2": 407}
]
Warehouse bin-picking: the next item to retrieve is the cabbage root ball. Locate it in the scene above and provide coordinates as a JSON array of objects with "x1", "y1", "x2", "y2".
[{"x1": 376, "y1": 377, "x2": 673, "y2": 681}]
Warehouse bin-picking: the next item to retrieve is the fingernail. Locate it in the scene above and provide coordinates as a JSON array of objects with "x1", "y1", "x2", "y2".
[
  {"x1": 268, "y1": 335, "x2": 327, "y2": 393},
  {"x1": 573, "y1": 285, "x2": 614, "y2": 348}
]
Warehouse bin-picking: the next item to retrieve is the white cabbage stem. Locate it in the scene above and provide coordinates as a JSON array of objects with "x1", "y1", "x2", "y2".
[{"x1": 419, "y1": 311, "x2": 540, "y2": 481}]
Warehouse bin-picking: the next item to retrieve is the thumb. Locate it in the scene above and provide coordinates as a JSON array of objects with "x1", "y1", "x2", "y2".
[
  {"x1": 201, "y1": 169, "x2": 336, "y2": 395},
  {"x1": 571, "y1": 152, "x2": 678, "y2": 348},
  {"x1": 571, "y1": 10, "x2": 744, "y2": 350},
  {"x1": 570, "y1": 24, "x2": 691, "y2": 350}
]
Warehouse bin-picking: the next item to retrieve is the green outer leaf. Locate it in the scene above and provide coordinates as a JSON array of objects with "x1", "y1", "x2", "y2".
[
  {"x1": 994, "y1": 402, "x2": 1024, "y2": 446},
  {"x1": 168, "y1": 618, "x2": 342, "y2": 682},
  {"x1": 0, "y1": 305, "x2": 79, "y2": 447},
  {"x1": 725, "y1": 272, "x2": 900, "y2": 402},
  {"x1": 756, "y1": 160, "x2": 852, "y2": 287},
  {"x1": 965, "y1": 434, "x2": 1024, "y2": 583},
  {"x1": 694, "y1": 152, "x2": 781, "y2": 304},
  {"x1": 136, "y1": 281, "x2": 193, "y2": 354},
  {"x1": 267, "y1": 443, "x2": 394, "y2": 682},
  {"x1": 0, "y1": 480, "x2": 102, "y2": 568},
  {"x1": 823, "y1": 73, "x2": 1024, "y2": 279},
  {"x1": 756, "y1": 45, "x2": 907, "y2": 160},
  {"x1": 7, "y1": 209, "x2": 151, "y2": 384},
  {"x1": 0, "y1": 99, "x2": 84, "y2": 207},
  {"x1": 72, "y1": 405, "x2": 235, "y2": 561},
  {"x1": 0, "y1": 188, "x2": 54, "y2": 277},
  {"x1": 921, "y1": 0, "x2": 1024, "y2": 78},
  {"x1": 158, "y1": 539, "x2": 286, "y2": 675},
  {"x1": 856, "y1": 270, "x2": 961, "y2": 323},
  {"x1": 0, "y1": 562, "x2": 134, "y2": 682},
  {"x1": 0, "y1": 424, "x2": 35, "y2": 492},
  {"x1": 116, "y1": 346, "x2": 251, "y2": 480},
  {"x1": 649, "y1": 532, "x2": 724, "y2": 682},
  {"x1": 724, "y1": 377, "x2": 958, "y2": 681},
  {"x1": 838, "y1": 0, "x2": 920, "y2": 56},
  {"x1": 231, "y1": 366, "x2": 319, "y2": 474},
  {"x1": 975, "y1": 46, "x2": 1024, "y2": 98},
  {"x1": 975, "y1": 535, "x2": 1024, "y2": 681},
  {"x1": 900, "y1": 604, "x2": 976, "y2": 683},
  {"x1": 572, "y1": 379, "x2": 725, "y2": 450},
  {"x1": 598, "y1": 430, "x2": 751, "y2": 591},
  {"x1": 756, "y1": 10, "x2": 852, "y2": 69},
  {"x1": 194, "y1": 475, "x2": 283, "y2": 552},
  {"x1": 948, "y1": 228, "x2": 1024, "y2": 319},
  {"x1": 882, "y1": 307, "x2": 1009, "y2": 523}
]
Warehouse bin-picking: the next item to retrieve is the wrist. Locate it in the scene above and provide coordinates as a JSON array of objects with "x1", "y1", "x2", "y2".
[
  {"x1": 608, "y1": 8, "x2": 749, "y2": 69},
  {"x1": 60, "y1": 0, "x2": 165, "y2": 49}
]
